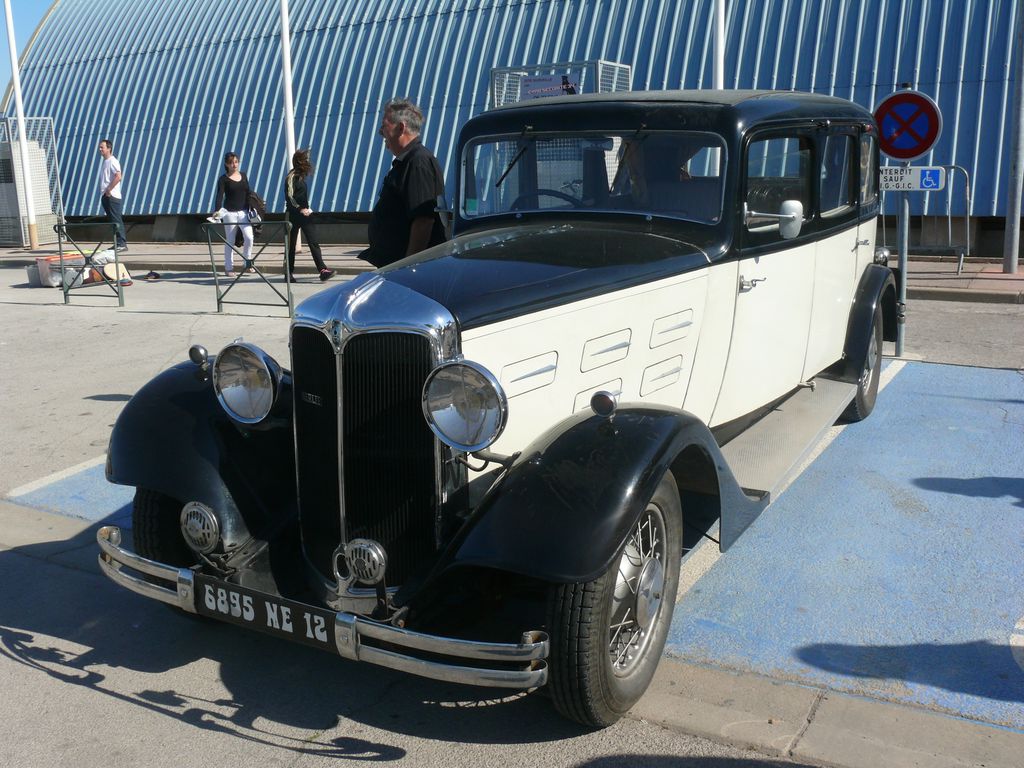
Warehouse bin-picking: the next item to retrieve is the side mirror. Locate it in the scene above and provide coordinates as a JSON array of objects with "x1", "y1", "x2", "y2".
[
  {"x1": 744, "y1": 199, "x2": 804, "y2": 238},
  {"x1": 779, "y1": 200, "x2": 803, "y2": 239}
]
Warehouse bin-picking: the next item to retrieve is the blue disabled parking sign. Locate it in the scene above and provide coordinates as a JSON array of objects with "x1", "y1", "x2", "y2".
[
  {"x1": 919, "y1": 168, "x2": 942, "y2": 189},
  {"x1": 879, "y1": 165, "x2": 946, "y2": 191}
]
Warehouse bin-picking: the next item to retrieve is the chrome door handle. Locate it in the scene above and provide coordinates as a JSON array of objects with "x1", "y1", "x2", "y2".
[
  {"x1": 739, "y1": 275, "x2": 767, "y2": 292},
  {"x1": 856, "y1": 239, "x2": 870, "y2": 246}
]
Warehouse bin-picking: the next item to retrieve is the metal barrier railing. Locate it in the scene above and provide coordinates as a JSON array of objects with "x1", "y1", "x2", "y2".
[
  {"x1": 881, "y1": 164, "x2": 972, "y2": 274},
  {"x1": 54, "y1": 222, "x2": 126, "y2": 307},
  {"x1": 202, "y1": 220, "x2": 294, "y2": 315}
]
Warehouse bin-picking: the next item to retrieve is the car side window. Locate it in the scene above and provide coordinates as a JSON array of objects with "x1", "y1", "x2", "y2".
[
  {"x1": 860, "y1": 134, "x2": 878, "y2": 205},
  {"x1": 820, "y1": 134, "x2": 856, "y2": 218},
  {"x1": 745, "y1": 134, "x2": 812, "y2": 239}
]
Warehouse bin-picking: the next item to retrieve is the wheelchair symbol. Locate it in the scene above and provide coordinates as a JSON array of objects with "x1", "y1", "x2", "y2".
[{"x1": 920, "y1": 170, "x2": 941, "y2": 189}]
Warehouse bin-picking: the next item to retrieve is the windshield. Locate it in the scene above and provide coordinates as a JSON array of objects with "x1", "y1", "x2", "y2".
[{"x1": 461, "y1": 131, "x2": 726, "y2": 224}]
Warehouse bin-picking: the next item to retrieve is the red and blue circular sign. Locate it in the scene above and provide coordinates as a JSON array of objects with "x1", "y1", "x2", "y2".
[{"x1": 874, "y1": 90, "x2": 942, "y2": 161}]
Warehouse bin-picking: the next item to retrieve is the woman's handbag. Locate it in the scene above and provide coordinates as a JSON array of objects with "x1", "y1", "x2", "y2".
[{"x1": 247, "y1": 190, "x2": 266, "y2": 228}]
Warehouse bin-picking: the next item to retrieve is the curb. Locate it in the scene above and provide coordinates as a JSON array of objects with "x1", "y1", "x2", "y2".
[
  {"x1": 4, "y1": 258, "x2": 1020, "y2": 302},
  {"x1": 907, "y1": 286, "x2": 1024, "y2": 304},
  {"x1": 3, "y1": 258, "x2": 372, "y2": 278},
  {"x1": 118, "y1": 261, "x2": 373, "y2": 278},
  {"x1": 633, "y1": 657, "x2": 1024, "y2": 768}
]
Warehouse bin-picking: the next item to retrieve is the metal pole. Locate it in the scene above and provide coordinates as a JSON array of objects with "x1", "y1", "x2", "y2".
[
  {"x1": 3, "y1": 0, "x2": 37, "y2": 250},
  {"x1": 279, "y1": 0, "x2": 297, "y2": 163},
  {"x1": 713, "y1": 0, "x2": 726, "y2": 89},
  {"x1": 279, "y1": 0, "x2": 301, "y2": 252},
  {"x1": 1003, "y1": 5, "x2": 1023, "y2": 273},
  {"x1": 896, "y1": 185, "x2": 909, "y2": 357}
]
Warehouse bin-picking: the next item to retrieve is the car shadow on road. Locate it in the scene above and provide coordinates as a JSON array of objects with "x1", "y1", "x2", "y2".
[
  {"x1": 795, "y1": 640, "x2": 1024, "y2": 707},
  {"x1": 577, "y1": 759, "x2": 812, "y2": 768},
  {"x1": 0, "y1": 513, "x2": 593, "y2": 756},
  {"x1": 913, "y1": 475, "x2": 1024, "y2": 508}
]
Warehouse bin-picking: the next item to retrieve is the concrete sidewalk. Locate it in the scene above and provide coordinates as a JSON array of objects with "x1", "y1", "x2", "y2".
[{"x1": 2, "y1": 241, "x2": 1022, "y2": 302}]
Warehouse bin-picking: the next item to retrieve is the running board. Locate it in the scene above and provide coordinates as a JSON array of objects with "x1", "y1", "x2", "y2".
[{"x1": 720, "y1": 378, "x2": 857, "y2": 504}]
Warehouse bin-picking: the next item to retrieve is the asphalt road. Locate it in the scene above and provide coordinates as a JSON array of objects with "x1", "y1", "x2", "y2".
[
  {"x1": 897, "y1": 299, "x2": 1024, "y2": 369},
  {"x1": 1, "y1": 269, "x2": 1020, "y2": 767}
]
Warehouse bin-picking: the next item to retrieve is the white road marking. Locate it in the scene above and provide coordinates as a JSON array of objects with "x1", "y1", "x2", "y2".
[
  {"x1": 677, "y1": 359, "x2": 908, "y2": 600},
  {"x1": 7, "y1": 454, "x2": 107, "y2": 498}
]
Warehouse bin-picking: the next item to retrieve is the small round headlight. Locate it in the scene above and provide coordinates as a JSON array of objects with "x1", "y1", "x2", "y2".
[
  {"x1": 422, "y1": 361, "x2": 507, "y2": 453},
  {"x1": 212, "y1": 342, "x2": 282, "y2": 424}
]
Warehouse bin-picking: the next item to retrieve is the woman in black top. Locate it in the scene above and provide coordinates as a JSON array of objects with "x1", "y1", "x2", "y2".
[
  {"x1": 211, "y1": 152, "x2": 253, "y2": 276},
  {"x1": 285, "y1": 149, "x2": 332, "y2": 282}
]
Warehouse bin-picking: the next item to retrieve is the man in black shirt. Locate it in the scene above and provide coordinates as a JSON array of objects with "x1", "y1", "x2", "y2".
[{"x1": 361, "y1": 98, "x2": 447, "y2": 268}]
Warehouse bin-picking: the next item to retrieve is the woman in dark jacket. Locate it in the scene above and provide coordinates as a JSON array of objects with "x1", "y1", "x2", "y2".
[
  {"x1": 210, "y1": 151, "x2": 254, "y2": 276},
  {"x1": 285, "y1": 149, "x2": 333, "y2": 282}
]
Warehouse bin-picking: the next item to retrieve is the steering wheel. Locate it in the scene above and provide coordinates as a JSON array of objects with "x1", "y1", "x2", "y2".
[{"x1": 510, "y1": 188, "x2": 584, "y2": 210}]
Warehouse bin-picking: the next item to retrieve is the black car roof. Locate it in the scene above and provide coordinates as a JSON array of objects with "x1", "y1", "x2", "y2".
[{"x1": 481, "y1": 88, "x2": 874, "y2": 125}]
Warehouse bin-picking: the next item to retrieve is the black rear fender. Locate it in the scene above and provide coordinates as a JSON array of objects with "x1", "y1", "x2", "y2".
[{"x1": 841, "y1": 264, "x2": 897, "y2": 382}]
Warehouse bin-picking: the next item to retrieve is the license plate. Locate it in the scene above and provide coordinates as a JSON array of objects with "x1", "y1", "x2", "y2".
[{"x1": 194, "y1": 574, "x2": 335, "y2": 652}]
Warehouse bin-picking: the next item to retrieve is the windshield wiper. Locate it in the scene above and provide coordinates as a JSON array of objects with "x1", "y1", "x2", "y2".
[{"x1": 495, "y1": 126, "x2": 533, "y2": 188}]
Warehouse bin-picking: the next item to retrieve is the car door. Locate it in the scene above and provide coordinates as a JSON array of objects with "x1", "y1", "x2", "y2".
[
  {"x1": 711, "y1": 130, "x2": 816, "y2": 427},
  {"x1": 802, "y1": 128, "x2": 860, "y2": 379}
]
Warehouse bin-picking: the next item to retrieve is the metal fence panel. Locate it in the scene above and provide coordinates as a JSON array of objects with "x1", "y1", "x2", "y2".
[{"x1": 0, "y1": 117, "x2": 64, "y2": 246}]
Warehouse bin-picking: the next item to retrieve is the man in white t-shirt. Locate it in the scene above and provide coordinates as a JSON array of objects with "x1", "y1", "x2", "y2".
[{"x1": 98, "y1": 139, "x2": 127, "y2": 251}]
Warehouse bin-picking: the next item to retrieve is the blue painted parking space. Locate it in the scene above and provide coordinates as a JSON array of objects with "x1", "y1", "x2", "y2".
[
  {"x1": 11, "y1": 463, "x2": 133, "y2": 525},
  {"x1": 667, "y1": 361, "x2": 1024, "y2": 730}
]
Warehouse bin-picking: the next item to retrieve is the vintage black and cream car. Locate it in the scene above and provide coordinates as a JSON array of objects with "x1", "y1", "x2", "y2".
[{"x1": 98, "y1": 90, "x2": 897, "y2": 727}]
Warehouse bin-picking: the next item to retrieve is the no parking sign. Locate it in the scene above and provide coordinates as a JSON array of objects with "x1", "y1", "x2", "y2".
[{"x1": 874, "y1": 89, "x2": 942, "y2": 161}]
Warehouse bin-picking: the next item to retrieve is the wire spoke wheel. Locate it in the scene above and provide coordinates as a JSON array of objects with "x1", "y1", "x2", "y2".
[
  {"x1": 608, "y1": 506, "x2": 666, "y2": 675},
  {"x1": 843, "y1": 304, "x2": 882, "y2": 422},
  {"x1": 547, "y1": 471, "x2": 682, "y2": 727}
]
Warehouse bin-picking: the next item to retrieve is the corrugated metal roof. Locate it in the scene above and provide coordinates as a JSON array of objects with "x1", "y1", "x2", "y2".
[{"x1": 7, "y1": 0, "x2": 1020, "y2": 217}]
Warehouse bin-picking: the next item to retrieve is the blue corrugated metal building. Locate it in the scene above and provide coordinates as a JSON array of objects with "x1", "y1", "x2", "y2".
[{"x1": 5, "y1": 0, "x2": 1021, "y2": 226}]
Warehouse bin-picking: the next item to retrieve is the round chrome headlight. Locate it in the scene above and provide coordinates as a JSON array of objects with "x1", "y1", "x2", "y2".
[
  {"x1": 422, "y1": 361, "x2": 507, "y2": 453},
  {"x1": 212, "y1": 342, "x2": 282, "y2": 424}
]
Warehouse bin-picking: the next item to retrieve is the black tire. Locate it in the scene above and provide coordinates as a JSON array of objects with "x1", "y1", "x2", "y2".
[
  {"x1": 842, "y1": 304, "x2": 883, "y2": 422},
  {"x1": 132, "y1": 488, "x2": 195, "y2": 566},
  {"x1": 546, "y1": 471, "x2": 683, "y2": 727}
]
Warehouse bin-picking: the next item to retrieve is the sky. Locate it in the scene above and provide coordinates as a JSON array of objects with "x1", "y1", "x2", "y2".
[{"x1": 0, "y1": 0, "x2": 51, "y2": 100}]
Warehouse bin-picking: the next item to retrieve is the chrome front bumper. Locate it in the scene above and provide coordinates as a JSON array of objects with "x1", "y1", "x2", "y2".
[{"x1": 96, "y1": 525, "x2": 548, "y2": 688}]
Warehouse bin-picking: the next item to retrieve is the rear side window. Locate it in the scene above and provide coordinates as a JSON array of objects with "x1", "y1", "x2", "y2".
[
  {"x1": 860, "y1": 134, "x2": 878, "y2": 204},
  {"x1": 820, "y1": 134, "x2": 856, "y2": 217}
]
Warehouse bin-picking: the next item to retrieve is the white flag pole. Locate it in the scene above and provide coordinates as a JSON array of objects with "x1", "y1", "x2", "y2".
[
  {"x1": 279, "y1": 0, "x2": 301, "y2": 251},
  {"x1": 3, "y1": 0, "x2": 38, "y2": 249},
  {"x1": 713, "y1": 0, "x2": 725, "y2": 90}
]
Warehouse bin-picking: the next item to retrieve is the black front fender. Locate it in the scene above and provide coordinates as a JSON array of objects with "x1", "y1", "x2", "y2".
[
  {"x1": 106, "y1": 360, "x2": 297, "y2": 544},
  {"x1": 434, "y1": 405, "x2": 765, "y2": 586}
]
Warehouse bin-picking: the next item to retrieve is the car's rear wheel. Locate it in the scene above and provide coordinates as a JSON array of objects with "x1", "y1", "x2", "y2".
[
  {"x1": 547, "y1": 471, "x2": 682, "y2": 727},
  {"x1": 843, "y1": 304, "x2": 883, "y2": 422},
  {"x1": 132, "y1": 487, "x2": 195, "y2": 566}
]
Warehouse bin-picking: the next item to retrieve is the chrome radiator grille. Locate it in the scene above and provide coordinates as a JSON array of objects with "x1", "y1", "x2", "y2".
[{"x1": 292, "y1": 327, "x2": 437, "y2": 586}]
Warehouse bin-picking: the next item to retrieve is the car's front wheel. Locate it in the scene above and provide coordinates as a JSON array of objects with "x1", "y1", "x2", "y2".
[
  {"x1": 547, "y1": 471, "x2": 682, "y2": 727},
  {"x1": 132, "y1": 487, "x2": 195, "y2": 567}
]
